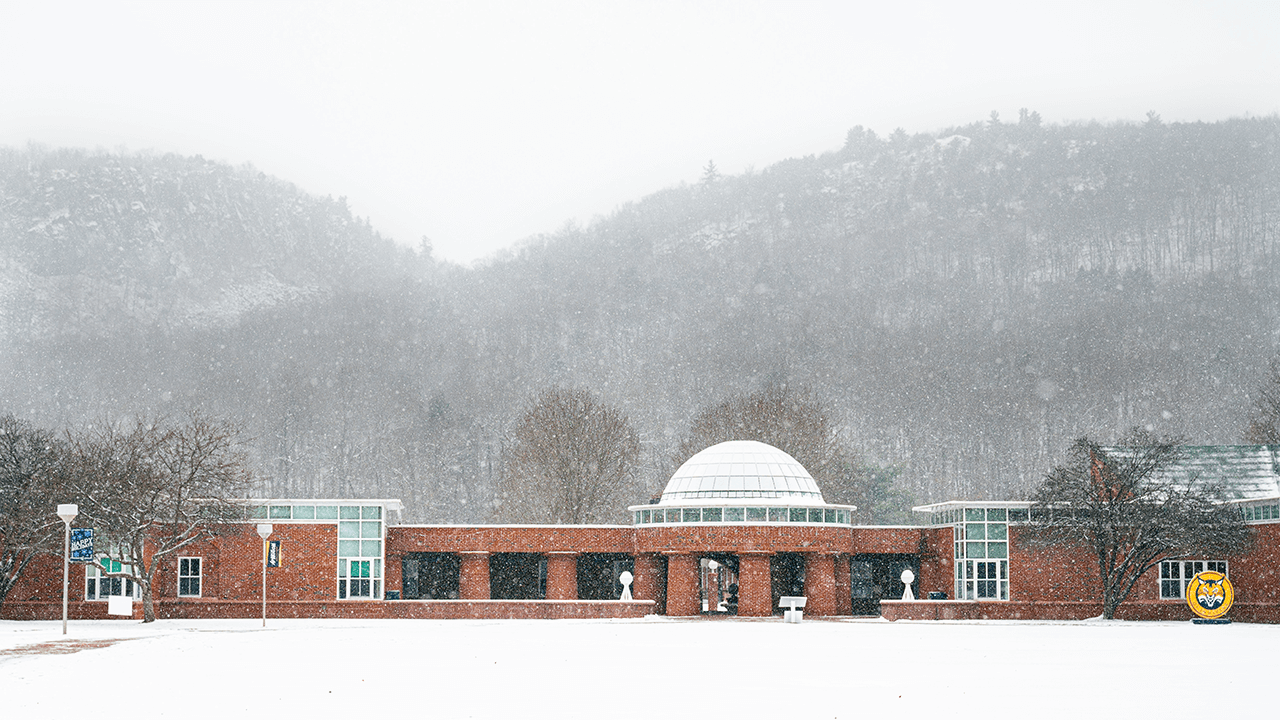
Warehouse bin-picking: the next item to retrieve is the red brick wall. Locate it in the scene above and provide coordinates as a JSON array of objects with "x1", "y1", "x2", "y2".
[
  {"x1": 1009, "y1": 525, "x2": 1101, "y2": 603},
  {"x1": 1008, "y1": 523, "x2": 1280, "y2": 607},
  {"x1": 5, "y1": 553, "x2": 72, "y2": 602},
  {"x1": 804, "y1": 553, "x2": 837, "y2": 616},
  {"x1": 390, "y1": 526, "x2": 635, "y2": 553},
  {"x1": 1225, "y1": 523, "x2": 1280, "y2": 604},
  {"x1": 665, "y1": 553, "x2": 700, "y2": 616},
  {"x1": 637, "y1": 524, "x2": 851, "y2": 554},
  {"x1": 849, "y1": 526, "x2": 925, "y2": 554},
  {"x1": 459, "y1": 552, "x2": 490, "y2": 600},
  {"x1": 168, "y1": 523, "x2": 338, "y2": 602},
  {"x1": 880, "y1": 599, "x2": 1280, "y2": 623},
  {"x1": 1, "y1": 599, "x2": 656, "y2": 621},
  {"x1": 916, "y1": 527, "x2": 953, "y2": 598},
  {"x1": 738, "y1": 553, "x2": 772, "y2": 617},
  {"x1": 544, "y1": 553, "x2": 578, "y2": 600},
  {"x1": 18, "y1": 516, "x2": 1277, "y2": 621},
  {"x1": 834, "y1": 555, "x2": 852, "y2": 615}
]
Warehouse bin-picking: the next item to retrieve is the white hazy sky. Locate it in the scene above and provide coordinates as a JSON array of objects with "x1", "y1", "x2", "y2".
[{"x1": 2, "y1": 1, "x2": 1277, "y2": 265}]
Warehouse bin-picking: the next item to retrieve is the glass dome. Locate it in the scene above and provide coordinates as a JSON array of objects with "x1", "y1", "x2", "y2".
[{"x1": 659, "y1": 440, "x2": 825, "y2": 504}]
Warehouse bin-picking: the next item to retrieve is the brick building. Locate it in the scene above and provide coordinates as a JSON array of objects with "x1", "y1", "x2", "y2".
[{"x1": 4, "y1": 441, "x2": 1279, "y2": 622}]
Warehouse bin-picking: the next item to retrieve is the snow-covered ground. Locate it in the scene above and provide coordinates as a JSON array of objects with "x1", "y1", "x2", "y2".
[{"x1": 3, "y1": 616, "x2": 1273, "y2": 718}]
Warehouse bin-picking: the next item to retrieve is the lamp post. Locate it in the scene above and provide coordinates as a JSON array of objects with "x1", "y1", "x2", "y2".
[
  {"x1": 256, "y1": 523, "x2": 273, "y2": 627},
  {"x1": 57, "y1": 504, "x2": 78, "y2": 635}
]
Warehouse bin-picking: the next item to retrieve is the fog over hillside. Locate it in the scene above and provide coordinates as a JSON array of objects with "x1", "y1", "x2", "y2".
[{"x1": 3, "y1": 114, "x2": 1278, "y2": 522}]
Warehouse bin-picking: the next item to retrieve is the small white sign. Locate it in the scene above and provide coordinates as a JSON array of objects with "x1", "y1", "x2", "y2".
[{"x1": 107, "y1": 594, "x2": 134, "y2": 617}]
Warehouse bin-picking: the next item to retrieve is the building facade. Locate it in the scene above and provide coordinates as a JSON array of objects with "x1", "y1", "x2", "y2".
[{"x1": 5, "y1": 442, "x2": 1280, "y2": 622}]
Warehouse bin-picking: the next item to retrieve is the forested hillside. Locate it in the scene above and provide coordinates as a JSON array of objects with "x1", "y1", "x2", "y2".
[{"x1": 3, "y1": 114, "x2": 1278, "y2": 522}]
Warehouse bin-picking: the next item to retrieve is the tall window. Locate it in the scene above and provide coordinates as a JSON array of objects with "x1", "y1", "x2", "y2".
[
  {"x1": 337, "y1": 505, "x2": 383, "y2": 599},
  {"x1": 953, "y1": 508, "x2": 1010, "y2": 600},
  {"x1": 178, "y1": 557, "x2": 202, "y2": 597},
  {"x1": 1160, "y1": 560, "x2": 1227, "y2": 599}
]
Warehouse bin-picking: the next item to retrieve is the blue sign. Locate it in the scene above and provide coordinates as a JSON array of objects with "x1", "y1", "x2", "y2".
[
  {"x1": 69, "y1": 528, "x2": 94, "y2": 562},
  {"x1": 267, "y1": 540, "x2": 281, "y2": 568}
]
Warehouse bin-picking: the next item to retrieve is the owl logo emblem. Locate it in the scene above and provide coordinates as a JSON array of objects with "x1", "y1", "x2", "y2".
[{"x1": 1186, "y1": 570, "x2": 1234, "y2": 620}]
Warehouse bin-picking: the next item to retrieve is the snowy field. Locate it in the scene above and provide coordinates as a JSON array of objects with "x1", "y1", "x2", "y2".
[{"x1": 3, "y1": 616, "x2": 1275, "y2": 718}]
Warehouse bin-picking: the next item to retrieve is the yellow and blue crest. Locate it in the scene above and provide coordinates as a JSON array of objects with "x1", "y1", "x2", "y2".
[{"x1": 1186, "y1": 571, "x2": 1234, "y2": 620}]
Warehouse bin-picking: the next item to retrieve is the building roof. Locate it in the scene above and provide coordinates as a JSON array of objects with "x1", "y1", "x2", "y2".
[
  {"x1": 1144, "y1": 445, "x2": 1280, "y2": 502},
  {"x1": 658, "y1": 440, "x2": 826, "y2": 505}
]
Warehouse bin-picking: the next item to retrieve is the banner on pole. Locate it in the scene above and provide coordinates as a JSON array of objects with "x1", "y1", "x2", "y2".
[
  {"x1": 267, "y1": 540, "x2": 281, "y2": 568},
  {"x1": 69, "y1": 528, "x2": 94, "y2": 562}
]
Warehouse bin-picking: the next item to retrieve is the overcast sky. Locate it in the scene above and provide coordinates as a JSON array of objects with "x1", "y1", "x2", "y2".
[{"x1": 2, "y1": 1, "x2": 1277, "y2": 265}]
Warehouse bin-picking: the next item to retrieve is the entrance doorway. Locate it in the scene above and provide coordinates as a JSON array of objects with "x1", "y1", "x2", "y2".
[
  {"x1": 697, "y1": 553, "x2": 739, "y2": 614},
  {"x1": 849, "y1": 553, "x2": 920, "y2": 615},
  {"x1": 770, "y1": 552, "x2": 805, "y2": 614}
]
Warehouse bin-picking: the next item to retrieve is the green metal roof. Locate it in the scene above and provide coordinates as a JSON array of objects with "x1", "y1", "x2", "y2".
[{"x1": 1104, "y1": 445, "x2": 1280, "y2": 502}]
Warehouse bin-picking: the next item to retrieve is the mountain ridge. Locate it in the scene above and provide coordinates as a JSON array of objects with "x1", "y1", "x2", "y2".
[{"x1": 3, "y1": 114, "x2": 1278, "y2": 522}]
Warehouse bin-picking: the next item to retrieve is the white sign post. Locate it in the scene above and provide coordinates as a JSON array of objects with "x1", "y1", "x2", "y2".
[{"x1": 56, "y1": 504, "x2": 78, "y2": 635}]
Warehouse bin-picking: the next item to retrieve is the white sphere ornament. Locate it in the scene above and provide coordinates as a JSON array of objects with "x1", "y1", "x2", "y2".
[
  {"x1": 618, "y1": 570, "x2": 634, "y2": 601},
  {"x1": 900, "y1": 569, "x2": 916, "y2": 601}
]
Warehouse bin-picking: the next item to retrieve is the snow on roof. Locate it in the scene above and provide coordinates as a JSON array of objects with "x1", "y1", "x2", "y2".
[
  {"x1": 658, "y1": 440, "x2": 825, "y2": 505},
  {"x1": 1141, "y1": 445, "x2": 1280, "y2": 502}
]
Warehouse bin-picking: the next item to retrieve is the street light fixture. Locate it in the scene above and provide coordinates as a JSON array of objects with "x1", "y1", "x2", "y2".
[
  {"x1": 256, "y1": 523, "x2": 272, "y2": 627},
  {"x1": 57, "y1": 504, "x2": 78, "y2": 635},
  {"x1": 256, "y1": 517, "x2": 273, "y2": 625}
]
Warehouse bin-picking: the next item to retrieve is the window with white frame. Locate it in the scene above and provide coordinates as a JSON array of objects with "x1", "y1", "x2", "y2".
[
  {"x1": 956, "y1": 559, "x2": 1009, "y2": 600},
  {"x1": 1159, "y1": 560, "x2": 1227, "y2": 599},
  {"x1": 337, "y1": 505, "x2": 383, "y2": 599},
  {"x1": 178, "y1": 557, "x2": 202, "y2": 597},
  {"x1": 1243, "y1": 502, "x2": 1279, "y2": 522},
  {"x1": 85, "y1": 558, "x2": 140, "y2": 601},
  {"x1": 953, "y1": 507, "x2": 1011, "y2": 600}
]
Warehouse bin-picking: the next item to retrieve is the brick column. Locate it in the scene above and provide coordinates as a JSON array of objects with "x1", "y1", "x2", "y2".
[
  {"x1": 664, "y1": 553, "x2": 700, "y2": 616},
  {"x1": 738, "y1": 552, "x2": 773, "y2": 617},
  {"x1": 833, "y1": 554, "x2": 852, "y2": 616},
  {"x1": 459, "y1": 552, "x2": 490, "y2": 600},
  {"x1": 385, "y1": 553, "x2": 403, "y2": 599},
  {"x1": 545, "y1": 552, "x2": 578, "y2": 600},
  {"x1": 632, "y1": 553, "x2": 659, "y2": 603},
  {"x1": 804, "y1": 553, "x2": 837, "y2": 616}
]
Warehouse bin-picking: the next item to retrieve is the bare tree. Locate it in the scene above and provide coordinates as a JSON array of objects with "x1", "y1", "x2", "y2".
[
  {"x1": 674, "y1": 383, "x2": 869, "y2": 515},
  {"x1": 0, "y1": 415, "x2": 66, "y2": 606},
  {"x1": 1030, "y1": 429, "x2": 1250, "y2": 619},
  {"x1": 495, "y1": 387, "x2": 640, "y2": 524},
  {"x1": 1243, "y1": 356, "x2": 1280, "y2": 443},
  {"x1": 65, "y1": 414, "x2": 256, "y2": 622}
]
